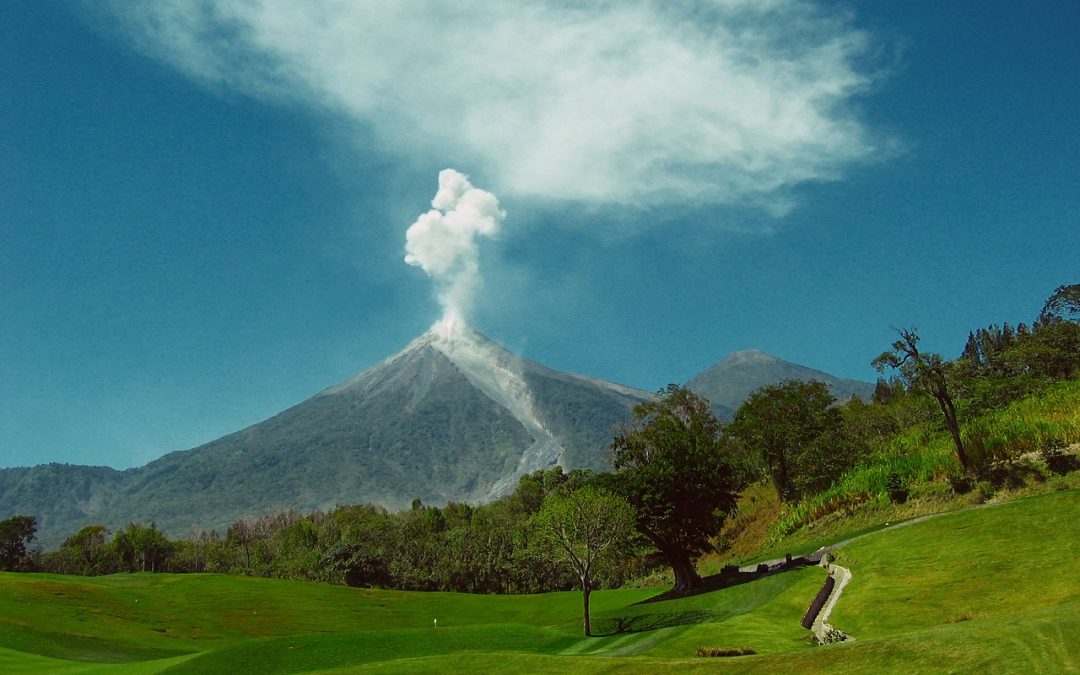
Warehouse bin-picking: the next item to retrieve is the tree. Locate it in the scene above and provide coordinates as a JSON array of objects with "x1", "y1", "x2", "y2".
[
  {"x1": 727, "y1": 380, "x2": 843, "y2": 502},
  {"x1": 535, "y1": 487, "x2": 636, "y2": 636},
  {"x1": 62, "y1": 524, "x2": 112, "y2": 575},
  {"x1": 1025, "y1": 321, "x2": 1080, "y2": 379},
  {"x1": 873, "y1": 328, "x2": 968, "y2": 470},
  {"x1": 113, "y1": 522, "x2": 172, "y2": 572},
  {"x1": 509, "y1": 467, "x2": 593, "y2": 515},
  {"x1": 0, "y1": 515, "x2": 37, "y2": 571},
  {"x1": 872, "y1": 377, "x2": 903, "y2": 404},
  {"x1": 610, "y1": 384, "x2": 740, "y2": 593},
  {"x1": 321, "y1": 541, "x2": 392, "y2": 588},
  {"x1": 227, "y1": 517, "x2": 260, "y2": 574},
  {"x1": 1038, "y1": 283, "x2": 1080, "y2": 324}
]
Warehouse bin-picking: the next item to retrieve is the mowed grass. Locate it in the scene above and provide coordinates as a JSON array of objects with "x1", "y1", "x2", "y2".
[
  {"x1": 0, "y1": 566, "x2": 820, "y2": 673},
  {"x1": 824, "y1": 489, "x2": 1080, "y2": 666},
  {"x1": 2, "y1": 489, "x2": 1077, "y2": 673}
]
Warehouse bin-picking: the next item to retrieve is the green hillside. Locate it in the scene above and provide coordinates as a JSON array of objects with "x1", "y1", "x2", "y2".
[{"x1": 2, "y1": 488, "x2": 1076, "y2": 673}]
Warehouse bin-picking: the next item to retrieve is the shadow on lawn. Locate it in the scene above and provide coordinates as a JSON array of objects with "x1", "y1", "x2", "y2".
[
  {"x1": 590, "y1": 553, "x2": 827, "y2": 636},
  {"x1": 592, "y1": 610, "x2": 716, "y2": 636},
  {"x1": 634, "y1": 552, "x2": 824, "y2": 605}
]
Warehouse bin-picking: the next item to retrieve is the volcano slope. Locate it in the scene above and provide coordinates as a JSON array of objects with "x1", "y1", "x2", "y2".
[{"x1": 1, "y1": 489, "x2": 1076, "y2": 673}]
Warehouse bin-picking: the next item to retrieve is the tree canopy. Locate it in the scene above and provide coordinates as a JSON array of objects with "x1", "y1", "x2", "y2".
[
  {"x1": 0, "y1": 515, "x2": 37, "y2": 571},
  {"x1": 610, "y1": 384, "x2": 739, "y2": 593},
  {"x1": 727, "y1": 380, "x2": 842, "y2": 502},
  {"x1": 535, "y1": 486, "x2": 636, "y2": 636},
  {"x1": 1038, "y1": 283, "x2": 1080, "y2": 324}
]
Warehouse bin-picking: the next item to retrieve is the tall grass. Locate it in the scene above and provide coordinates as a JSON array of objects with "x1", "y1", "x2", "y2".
[
  {"x1": 765, "y1": 428, "x2": 956, "y2": 545},
  {"x1": 765, "y1": 380, "x2": 1080, "y2": 544},
  {"x1": 962, "y1": 380, "x2": 1080, "y2": 467}
]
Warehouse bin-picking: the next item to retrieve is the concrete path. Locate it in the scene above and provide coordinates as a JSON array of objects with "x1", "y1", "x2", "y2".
[{"x1": 812, "y1": 563, "x2": 852, "y2": 642}]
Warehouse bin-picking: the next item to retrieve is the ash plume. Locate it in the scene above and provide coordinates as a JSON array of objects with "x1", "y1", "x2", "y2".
[{"x1": 405, "y1": 169, "x2": 505, "y2": 332}]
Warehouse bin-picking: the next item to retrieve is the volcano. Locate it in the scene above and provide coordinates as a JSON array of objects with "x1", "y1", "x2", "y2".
[
  {"x1": 2, "y1": 329, "x2": 878, "y2": 547},
  {"x1": 1, "y1": 325, "x2": 651, "y2": 545}
]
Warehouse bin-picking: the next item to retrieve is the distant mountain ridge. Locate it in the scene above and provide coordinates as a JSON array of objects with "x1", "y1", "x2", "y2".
[
  {"x1": 1, "y1": 334, "x2": 874, "y2": 548},
  {"x1": 686, "y1": 349, "x2": 876, "y2": 420}
]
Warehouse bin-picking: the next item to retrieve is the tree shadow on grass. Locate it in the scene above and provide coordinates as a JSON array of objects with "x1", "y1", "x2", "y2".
[
  {"x1": 633, "y1": 571, "x2": 766, "y2": 606},
  {"x1": 591, "y1": 610, "x2": 716, "y2": 636},
  {"x1": 635, "y1": 554, "x2": 822, "y2": 605}
]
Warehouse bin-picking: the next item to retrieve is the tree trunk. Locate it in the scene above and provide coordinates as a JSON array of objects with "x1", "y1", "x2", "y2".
[
  {"x1": 582, "y1": 583, "x2": 592, "y2": 637},
  {"x1": 775, "y1": 449, "x2": 795, "y2": 502},
  {"x1": 935, "y1": 392, "x2": 968, "y2": 470},
  {"x1": 641, "y1": 529, "x2": 702, "y2": 593},
  {"x1": 658, "y1": 542, "x2": 699, "y2": 593},
  {"x1": 670, "y1": 550, "x2": 701, "y2": 593}
]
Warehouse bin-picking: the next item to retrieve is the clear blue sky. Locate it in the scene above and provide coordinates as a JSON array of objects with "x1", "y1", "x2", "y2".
[{"x1": 3, "y1": 1, "x2": 1077, "y2": 469}]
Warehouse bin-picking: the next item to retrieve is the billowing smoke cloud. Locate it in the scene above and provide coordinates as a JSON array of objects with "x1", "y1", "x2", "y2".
[
  {"x1": 98, "y1": 0, "x2": 888, "y2": 212},
  {"x1": 405, "y1": 170, "x2": 505, "y2": 331}
]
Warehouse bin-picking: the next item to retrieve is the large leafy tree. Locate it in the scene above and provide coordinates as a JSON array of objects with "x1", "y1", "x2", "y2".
[
  {"x1": 1038, "y1": 283, "x2": 1080, "y2": 324},
  {"x1": 62, "y1": 524, "x2": 112, "y2": 575},
  {"x1": 0, "y1": 515, "x2": 37, "y2": 571},
  {"x1": 610, "y1": 384, "x2": 739, "y2": 593},
  {"x1": 1025, "y1": 285, "x2": 1080, "y2": 379},
  {"x1": 873, "y1": 328, "x2": 968, "y2": 470},
  {"x1": 535, "y1": 487, "x2": 636, "y2": 636},
  {"x1": 112, "y1": 522, "x2": 172, "y2": 573},
  {"x1": 727, "y1": 380, "x2": 842, "y2": 502}
]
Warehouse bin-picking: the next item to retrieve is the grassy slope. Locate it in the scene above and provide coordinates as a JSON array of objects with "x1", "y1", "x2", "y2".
[
  {"x1": 699, "y1": 379, "x2": 1080, "y2": 571},
  {"x1": 2, "y1": 489, "x2": 1077, "y2": 673},
  {"x1": 346, "y1": 490, "x2": 1080, "y2": 674}
]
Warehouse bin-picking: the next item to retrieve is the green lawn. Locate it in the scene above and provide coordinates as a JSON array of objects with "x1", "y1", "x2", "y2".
[{"x1": 2, "y1": 489, "x2": 1077, "y2": 673}]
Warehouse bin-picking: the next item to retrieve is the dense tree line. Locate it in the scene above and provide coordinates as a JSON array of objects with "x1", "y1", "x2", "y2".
[{"x1": 12, "y1": 468, "x2": 656, "y2": 594}]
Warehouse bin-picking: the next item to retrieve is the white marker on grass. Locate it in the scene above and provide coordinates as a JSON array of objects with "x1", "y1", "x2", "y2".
[{"x1": 434, "y1": 618, "x2": 438, "y2": 629}]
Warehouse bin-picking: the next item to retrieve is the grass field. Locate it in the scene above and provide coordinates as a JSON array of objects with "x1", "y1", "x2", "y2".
[{"x1": 2, "y1": 488, "x2": 1077, "y2": 673}]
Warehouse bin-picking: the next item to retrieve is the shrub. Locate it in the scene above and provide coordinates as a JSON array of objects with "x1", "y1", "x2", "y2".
[
  {"x1": 697, "y1": 647, "x2": 757, "y2": 657},
  {"x1": 947, "y1": 472, "x2": 974, "y2": 494},
  {"x1": 1042, "y1": 443, "x2": 1080, "y2": 475},
  {"x1": 973, "y1": 481, "x2": 995, "y2": 503},
  {"x1": 886, "y1": 473, "x2": 908, "y2": 504},
  {"x1": 985, "y1": 457, "x2": 1044, "y2": 488},
  {"x1": 815, "y1": 627, "x2": 849, "y2": 645}
]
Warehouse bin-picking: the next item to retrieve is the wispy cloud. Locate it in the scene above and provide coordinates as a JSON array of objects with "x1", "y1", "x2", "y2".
[{"x1": 99, "y1": 0, "x2": 886, "y2": 210}]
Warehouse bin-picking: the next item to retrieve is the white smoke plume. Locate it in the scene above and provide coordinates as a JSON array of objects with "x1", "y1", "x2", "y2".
[
  {"x1": 97, "y1": 0, "x2": 887, "y2": 211},
  {"x1": 405, "y1": 170, "x2": 505, "y2": 332}
]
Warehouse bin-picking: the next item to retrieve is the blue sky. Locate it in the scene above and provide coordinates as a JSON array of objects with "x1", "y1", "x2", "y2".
[{"x1": 2, "y1": 1, "x2": 1077, "y2": 469}]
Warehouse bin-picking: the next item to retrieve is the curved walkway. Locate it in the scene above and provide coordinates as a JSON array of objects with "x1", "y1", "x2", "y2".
[
  {"x1": 800, "y1": 504, "x2": 1006, "y2": 640},
  {"x1": 812, "y1": 563, "x2": 852, "y2": 642},
  {"x1": 799, "y1": 503, "x2": 1006, "y2": 640}
]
